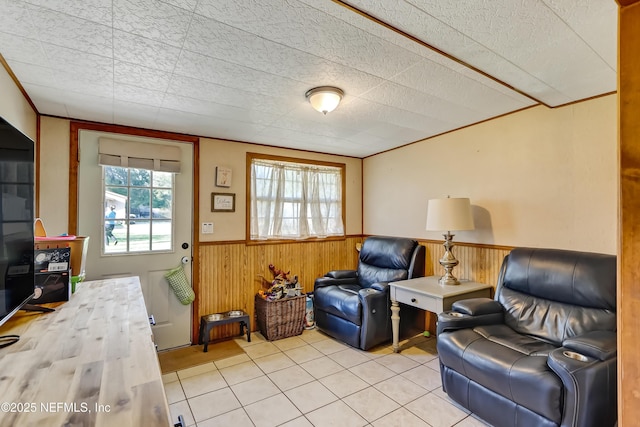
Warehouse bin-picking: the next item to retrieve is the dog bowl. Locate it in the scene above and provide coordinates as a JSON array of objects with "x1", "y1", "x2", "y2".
[
  {"x1": 206, "y1": 313, "x2": 224, "y2": 321},
  {"x1": 227, "y1": 310, "x2": 244, "y2": 317}
]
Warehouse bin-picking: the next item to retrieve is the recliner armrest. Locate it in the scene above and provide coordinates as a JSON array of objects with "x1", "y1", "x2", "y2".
[
  {"x1": 562, "y1": 331, "x2": 616, "y2": 361},
  {"x1": 369, "y1": 281, "x2": 388, "y2": 292},
  {"x1": 314, "y1": 270, "x2": 358, "y2": 290},
  {"x1": 452, "y1": 298, "x2": 503, "y2": 316},
  {"x1": 436, "y1": 298, "x2": 504, "y2": 336},
  {"x1": 548, "y1": 338, "x2": 617, "y2": 427},
  {"x1": 325, "y1": 270, "x2": 357, "y2": 279}
]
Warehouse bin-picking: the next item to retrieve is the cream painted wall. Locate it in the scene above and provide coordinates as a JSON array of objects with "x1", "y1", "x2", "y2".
[
  {"x1": 37, "y1": 116, "x2": 71, "y2": 235},
  {"x1": 0, "y1": 65, "x2": 36, "y2": 139},
  {"x1": 199, "y1": 138, "x2": 363, "y2": 241},
  {"x1": 35, "y1": 118, "x2": 363, "y2": 241},
  {"x1": 363, "y1": 95, "x2": 617, "y2": 254}
]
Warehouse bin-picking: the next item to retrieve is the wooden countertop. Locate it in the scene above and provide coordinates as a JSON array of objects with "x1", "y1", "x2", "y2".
[{"x1": 0, "y1": 276, "x2": 171, "y2": 427}]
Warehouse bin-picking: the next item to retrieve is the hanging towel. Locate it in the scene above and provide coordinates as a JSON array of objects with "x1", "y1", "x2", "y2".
[{"x1": 165, "y1": 265, "x2": 195, "y2": 305}]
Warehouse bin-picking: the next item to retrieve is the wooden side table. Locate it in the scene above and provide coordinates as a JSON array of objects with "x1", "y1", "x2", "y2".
[
  {"x1": 198, "y1": 311, "x2": 251, "y2": 352},
  {"x1": 389, "y1": 276, "x2": 492, "y2": 353}
]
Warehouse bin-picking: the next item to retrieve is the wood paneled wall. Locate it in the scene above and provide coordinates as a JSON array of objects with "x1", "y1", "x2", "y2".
[
  {"x1": 198, "y1": 236, "x2": 363, "y2": 340},
  {"x1": 197, "y1": 236, "x2": 510, "y2": 341},
  {"x1": 420, "y1": 240, "x2": 511, "y2": 286}
]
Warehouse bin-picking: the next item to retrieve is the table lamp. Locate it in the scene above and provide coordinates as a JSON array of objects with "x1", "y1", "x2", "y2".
[{"x1": 426, "y1": 197, "x2": 474, "y2": 285}]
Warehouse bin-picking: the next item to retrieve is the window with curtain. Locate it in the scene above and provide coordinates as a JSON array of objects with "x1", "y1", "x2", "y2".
[{"x1": 249, "y1": 154, "x2": 345, "y2": 241}]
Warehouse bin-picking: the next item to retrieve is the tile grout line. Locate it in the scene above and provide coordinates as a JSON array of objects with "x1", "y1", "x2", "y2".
[{"x1": 167, "y1": 332, "x2": 480, "y2": 427}]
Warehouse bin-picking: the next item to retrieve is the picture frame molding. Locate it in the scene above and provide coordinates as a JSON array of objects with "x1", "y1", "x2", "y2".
[
  {"x1": 215, "y1": 166, "x2": 232, "y2": 187},
  {"x1": 211, "y1": 192, "x2": 235, "y2": 212}
]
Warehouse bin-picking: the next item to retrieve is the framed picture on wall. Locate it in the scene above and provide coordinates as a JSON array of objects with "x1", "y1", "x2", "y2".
[
  {"x1": 212, "y1": 192, "x2": 235, "y2": 212},
  {"x1": 215, "y1": 166, "x2": 232, "y2": 187}
]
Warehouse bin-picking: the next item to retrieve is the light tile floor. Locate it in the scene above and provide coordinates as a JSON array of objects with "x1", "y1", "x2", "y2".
[{"x1": 163, "y1": 329, "x2": 491, "y2": 427}]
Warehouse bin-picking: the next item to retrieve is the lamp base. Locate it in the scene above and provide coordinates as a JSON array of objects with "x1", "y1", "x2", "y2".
[{"x1": 438, "y1": 232, "x2": 460, "y2": 286}]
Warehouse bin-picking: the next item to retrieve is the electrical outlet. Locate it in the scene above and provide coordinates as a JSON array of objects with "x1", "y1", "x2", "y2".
[{"x1": 202, "y1": 222, "x2": 214, "y2": 234}]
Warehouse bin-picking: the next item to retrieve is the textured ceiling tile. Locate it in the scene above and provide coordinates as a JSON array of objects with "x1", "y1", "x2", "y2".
[
  {"x1": 405, "y1": 0, "x2": 614, "y2": 104},
  {"x1": 166, "y1": 75, "x2": 297, "y2": 115},
  {"x1": 22, "y1": 83, "x2": 69, "y2": 117},
  {"x1": 392, "y1": 60, "x2": 534, "y2": 114},
  {"x1": 174, "y1": 50, "x2": 310, "y2": 99},
  {"x1": 113, "y1": 30, "x2": 182, "y2": 72},
  {"x1": 542, "y1": 0, "x2": 617, "y2": 69},
  {"x1": 0, "y1": 0, "x2": 619, "y2": 157},
  {"x1": 27, "y1": 3, "x2": 112, "y2": 56},
  {"x1": 0, "y1": 31, "x2": 49, "y2": 66},
  {"x1": 0, "y1": 0, "x2": 39, "y2": 38},
  {"x1": 346, "y1": 0, "x2": 582, "y2": 105},
  {"x1": 267, "y1": 114, "x2": 362, "y2": 140},
  {"x1": 114, "y1": 60, "x2": 172, "y2": 92},
  {"x1": 162, "y1": 0, "x2": 198, "y2": 12},
  {"x1": 155, "y1": 108, "x2": 266, "y2": 140},
  {"x1": 24, "y1": 0, "x2": 112, "y2": 25},
  {"x1": 360, "y1": 81, "x2": 485, "y2": 126},
  {"x1": 7, "y1": 61, "x2": 64, "y2": 87},
  {"x1": 113, "y1": 0, "x2": 193, "y2": 47},
  {"x1": 184, "y1": 14, "x2": 387, "y2": 97},
  {"x1": 256, "y1": 126, "x2": 349, "y2": 149},
  {"x1": 113, "y1": 100, "x2": 159, "y2": 128},
  {"x1": 114, "y1": 83, "x2": 166, "y2": 107},
  {"x1": 162, "y1": 93, "x2": 283, "y2": 125},
  {"x1": 195, "y1": 0, "x2": 424, "y2": 80},
  {"x1": 42, "y1": 43, "x2": 113, "y2": 80},
  {"x1": 297, "y1": 0, "x2": 428, "y2": 58},
  {"x1": 333, "y1": 97, "x2": 454, "y2": 136},
  {"x1": 66, "y1": 99, "x2": 114, "y2": 123},
  {"x1": 53, "y1": 74, "x2": 114, "y2": 98},
  {"x1": 361, "y1": 122, "x2": 433, "y2": 143}
]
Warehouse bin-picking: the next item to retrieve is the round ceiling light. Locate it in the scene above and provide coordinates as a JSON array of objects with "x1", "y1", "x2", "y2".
[{"x1": 305, "y1": 86, "x2": 344, "y2": 115}]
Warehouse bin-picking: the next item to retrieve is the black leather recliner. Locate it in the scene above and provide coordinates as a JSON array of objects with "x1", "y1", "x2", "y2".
[
  {"x1": 437, "y1": 247, "x2": 617, "y2": 427},
  {"x1": 313, "y1": 236, "x2": 425, "y2": 350}
]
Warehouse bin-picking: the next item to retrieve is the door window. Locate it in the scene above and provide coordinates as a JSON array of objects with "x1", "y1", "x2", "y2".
[{"x1": 103, "y1": 166, "x2": 174, "y2": 254}]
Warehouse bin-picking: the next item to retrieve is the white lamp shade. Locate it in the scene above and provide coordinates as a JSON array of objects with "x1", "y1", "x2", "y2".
[
  {"x1": 306, "y1": 87, "x2": 343, "y2": 114},
  {"x1": 426, "y1": 198, "x2": 475, "y2": 231}
]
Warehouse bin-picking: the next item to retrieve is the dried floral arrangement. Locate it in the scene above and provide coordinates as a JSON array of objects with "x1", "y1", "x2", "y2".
[{"x1": 257, "y1": 263, "x2": 302, "y2": 301}]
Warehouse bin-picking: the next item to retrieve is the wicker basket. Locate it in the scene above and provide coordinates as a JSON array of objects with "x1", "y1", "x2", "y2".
[{"x1": 255, "y1": 294, "x2": 305, "y2": 341}]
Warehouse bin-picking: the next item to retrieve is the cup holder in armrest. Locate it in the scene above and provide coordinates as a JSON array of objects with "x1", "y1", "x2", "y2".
[
  {"x1": 563, "y1": 350, "x2": 589, "y2": 362},
  {"x1": 448, "y1": 312, "x2": 464, "y2": 317}
]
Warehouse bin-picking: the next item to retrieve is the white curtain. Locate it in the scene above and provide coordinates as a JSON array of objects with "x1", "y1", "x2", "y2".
[{"x1": 250, "y1": 159, "x2": 344, "y2": 240}]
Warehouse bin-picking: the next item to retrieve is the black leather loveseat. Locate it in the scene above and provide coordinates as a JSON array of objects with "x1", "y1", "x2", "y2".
[
  {"x1": 437, "y1": 247, "x2": 617, "y2": 427},
  {"x1": 314, "y1": 236, "x2": 425, "y2": 350}
]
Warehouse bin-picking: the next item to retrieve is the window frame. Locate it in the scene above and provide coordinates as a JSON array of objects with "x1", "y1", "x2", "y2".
[
  {"x1": 101, "y1": 165, "x2": 176, "y2": 255},
  {"x1": 246, "y1": 152, "x2": 346, "y2": 244}
]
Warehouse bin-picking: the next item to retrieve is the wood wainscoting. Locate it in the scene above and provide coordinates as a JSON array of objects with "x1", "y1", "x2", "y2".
[
  {"x1": 418, "y1": 240, "x2": 512, "y2": 333},
  {"x1": 419, "y1": 240, "x2": 512, "y2": 286},
  {"x1": 197, "y1": 236, "x2": 363, "y2": 341},
  {"x1": 196, "y1": 236, "x2": 511, "y2": 342}
]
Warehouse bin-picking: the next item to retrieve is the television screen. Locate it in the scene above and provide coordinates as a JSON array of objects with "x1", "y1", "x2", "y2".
[{"x1": 0, "y1": 116, "x2": 35, "y2": 327}]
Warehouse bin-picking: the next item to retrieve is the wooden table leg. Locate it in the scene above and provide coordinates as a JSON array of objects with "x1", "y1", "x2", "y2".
[{"x1": 391, "y1": 300, "x2": 400, "y2": 353}]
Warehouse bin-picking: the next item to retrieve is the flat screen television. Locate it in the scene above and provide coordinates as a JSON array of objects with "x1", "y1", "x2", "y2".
[{"x1": 0, "y1": 115, "x2": 36, "y2": 329}]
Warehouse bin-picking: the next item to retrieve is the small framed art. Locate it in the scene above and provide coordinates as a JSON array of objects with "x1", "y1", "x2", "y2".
[
  {"x1": 215, "y1": 166, "x2": 232, "y2": 187},
  {"x1": 212, "y1": 192, "x2": 235, "y2": 212}
]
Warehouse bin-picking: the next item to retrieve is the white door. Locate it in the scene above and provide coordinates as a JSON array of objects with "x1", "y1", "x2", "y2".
[{"x1": 77, "y1": 130, "x2": 193, "y2": 350}]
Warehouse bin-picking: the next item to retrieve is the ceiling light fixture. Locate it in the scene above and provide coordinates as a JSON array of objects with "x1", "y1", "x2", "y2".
[{"x1": 305, "y1": 86, "x2": 344, "y2": 115}]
